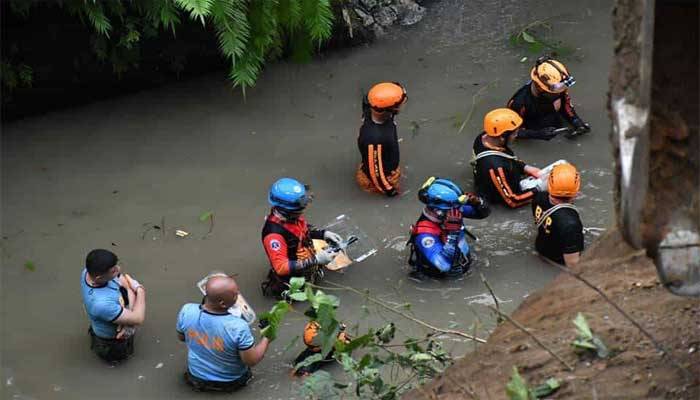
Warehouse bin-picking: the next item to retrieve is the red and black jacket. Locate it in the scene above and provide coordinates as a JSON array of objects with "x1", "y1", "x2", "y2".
[{"x1": 261, "y1": 212, "x2": 325, "y2": 279}]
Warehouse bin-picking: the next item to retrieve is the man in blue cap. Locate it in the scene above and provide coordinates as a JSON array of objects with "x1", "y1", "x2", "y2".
[
  {"x1": 407, "y1": 177, "x2": 490, "y2": 280},
  {"x1": 260, "y1": 178, "x2": 342, "y2": 298}
]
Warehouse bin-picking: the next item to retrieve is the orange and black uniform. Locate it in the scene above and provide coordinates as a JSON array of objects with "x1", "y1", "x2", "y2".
[
  {"x1": 473, "y1": 133, "x2": 536, "y2": 208},
  {"x1": 261, "y1": 213, "x2": 324, "y2": 297},
  {"x1": 356, "y1": 114, "x2": 401, "y2": 196},
  {"x1": 507, "y1": 84, "x2": 585, "y2": 131},
  {"x1": 531, "y1": 192, "x2": 583, "y2": 264}
]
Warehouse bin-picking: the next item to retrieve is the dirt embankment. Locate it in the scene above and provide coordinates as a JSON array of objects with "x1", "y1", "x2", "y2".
[{"x1": 404, "y1": 229, "x2": 700, "y2": 399}]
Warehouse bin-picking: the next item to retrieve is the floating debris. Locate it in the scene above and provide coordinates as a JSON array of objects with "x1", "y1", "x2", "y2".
[
  {"x1": 175, "y1": 230, "x2": 189, "y2": 238},
  {"x1": 155, "y1": 362, "x2": 163, "y2": 369}
]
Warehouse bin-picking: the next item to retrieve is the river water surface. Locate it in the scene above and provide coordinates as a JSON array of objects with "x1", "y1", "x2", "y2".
[{"x1": 1, "y1": 1, "x2": 613, "y2": 398}]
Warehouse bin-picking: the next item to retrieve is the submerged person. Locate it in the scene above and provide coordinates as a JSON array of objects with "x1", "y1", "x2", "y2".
[
  {"x1": 177, "y1": 275, "x2": 272, "y2": 392},
  {"x1": 407, "y1": 177, "x2": 490, "y2": 280},
  {"x1": 261, "y1": 177, "x2": 343, "y2": 298},
  {"x1": 507, "y1": 56, "x2": 591, "y2": 138},
  {"x1": 356, "y1": 82, "x2": 407, "y2": 197},
  {"x1": 80, "y1": 249, "x2": 146, "y2": 363},
  {"x1": 472, "y1": 108, "x2": 570, "y2": 209},
  {"x1": 532, "y1": 163, "x2": 584, "y2": 267},
  {"x1": 293, "y1": 313, "x2": 350, "y2": 376}
]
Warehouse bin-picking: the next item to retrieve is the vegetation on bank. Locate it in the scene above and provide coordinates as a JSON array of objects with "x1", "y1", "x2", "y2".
[{"x1": 1, "y1": 0, "x2": 335, "y2": 103}]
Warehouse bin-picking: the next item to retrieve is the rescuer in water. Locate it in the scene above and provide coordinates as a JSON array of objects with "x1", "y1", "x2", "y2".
[
  {"x1": 531, "y1": 162, "x2": 584, "y2": 266},
  {"x1": 407, "y1": 177, "x2": 490, "y2": 280},
  {"x1": 260, "y1": 178, "x2": 342, "y2": 298},
  {"x1": 356, "y1": 82, "x2": 407, "y2": 197},
  {"x1": 507, "y1": 56, "x2": 591, "y2": 139}
]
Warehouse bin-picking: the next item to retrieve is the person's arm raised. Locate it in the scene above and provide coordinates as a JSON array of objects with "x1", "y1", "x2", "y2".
[{"x1": 114, "y1": 286, "x2": 146, "y2": 326}]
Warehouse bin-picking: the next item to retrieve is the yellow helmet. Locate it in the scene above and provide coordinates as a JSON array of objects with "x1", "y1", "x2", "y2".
[
  {"x1": 531, "y1": 56, "x2": 575, "y2": 94},
  {"x1": 483, "y1": 108, "x2": 523, "y2": 137},
  {"x1": 548, "y1": 163, "x2": 580, "y2": 197}
]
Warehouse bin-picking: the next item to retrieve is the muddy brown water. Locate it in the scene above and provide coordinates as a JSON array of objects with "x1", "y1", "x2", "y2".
[{"x1": 1, "y1": 1, "x2": 613, "y2": 398}]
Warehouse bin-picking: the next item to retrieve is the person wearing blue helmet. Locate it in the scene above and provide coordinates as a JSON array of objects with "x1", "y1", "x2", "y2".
[
  {"x1": 407, "y1": 177, "x2": 490, "y2": 280},
  {"x1": 260, "y1": 178, "x2": 343, "y2": 298}
]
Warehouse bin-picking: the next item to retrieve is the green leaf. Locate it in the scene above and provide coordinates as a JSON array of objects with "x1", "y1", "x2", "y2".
[
  {"x1": 506, "y1": 367, "x2": 531, "y2": 400},
  {"x1": 24, "y1": 261, "x2": 36, "y2": 272},
  {"x1": 521, "y1": 31, "x2": 536, "y2": 43},
  {"x1": 572, "y1": 339, "x2": 597, "y2": 350},
  {"x1": 174, "y1": 0, "x2": 214, "y2": 24},
  {"x1": 317, "y1": 302, "x2": 340, "y2": 356},
  {"x1": 294, "y1": 353, "x2": 324, "y2": 370},
  {"x1": 410, "y1": 353, "x2": 434, "y2": 363},
  {"x1": 199, "y1": 211, "x2": 213, "y2": 221},
  {"x1": 573, "y1": 313, "x2": 593, "y2": 340},
  {"x1": 288, "y1": 292, "x2": 308, "y2": 302},
  {"x1": 259, "y1": 301, "x2": 291, "y2": 340},
  {"x1": 335, "y1": 332, "x2": 373, "y2": 354},
  {"x1": 531, "y1": 377, "x2": 560, "y2": 398},
  {"x1": 289, "y1": 276, "x2": 306, "y2": 291}
]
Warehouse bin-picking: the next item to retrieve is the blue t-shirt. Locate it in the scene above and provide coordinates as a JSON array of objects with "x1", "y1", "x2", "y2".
[
  {"x1": 80, "y1": 269, "x2": 124, "y2": 339},
  {"x1": 176, "y1": 303, "x2": 255, "y2": 382}
]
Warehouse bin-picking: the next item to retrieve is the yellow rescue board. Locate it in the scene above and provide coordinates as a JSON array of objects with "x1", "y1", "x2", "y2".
[{"x1": 313, "y1": 239, "x2": 352, "y2": 271}]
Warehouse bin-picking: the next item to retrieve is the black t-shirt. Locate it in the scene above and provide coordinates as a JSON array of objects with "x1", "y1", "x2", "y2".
[
  {"x1": 507, "y1": 83, "x2": 581, "y2": 130},
  {"x1": 531, "y1": 191, "x2": 584, "y2": 264},
  {"x1": 472, "y1": 133, "x2": 535, "y2": 208},
  {"x1": 358, "y1": 116, "x2": 400, "y2": 191}
]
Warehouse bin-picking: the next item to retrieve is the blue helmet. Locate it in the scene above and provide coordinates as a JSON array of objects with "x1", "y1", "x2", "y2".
[
  {"x1": 268, "y1": 178, "x2": 311, "y2": 211},
  {"x1": 418, "y1": 177, "x2": 465, "y2": 210}
]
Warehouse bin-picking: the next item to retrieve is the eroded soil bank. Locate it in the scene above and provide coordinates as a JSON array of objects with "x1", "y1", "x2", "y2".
[{"x1": 404, "y1": 229, "x2": 700, "y2": 399}]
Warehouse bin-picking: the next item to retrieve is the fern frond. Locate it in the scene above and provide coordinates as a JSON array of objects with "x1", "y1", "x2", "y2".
[
  {"x1": 83, "y1": 1, "x2": 113, "y2": 37},
  {"x1": 277, "y1": 0, "x2": 302, "y2": 31},
  {"x1": 301, "y1": 0, "x2": 333, "y2": 44},
  {"x1": 211, "y1": 0, "x2": 250, "y2": 60},
  {"x1": 174, "y1": 0, "x2": 213, "y2": 25},
  {"x1": 229, "y1": 52, "x2": 263, "y2": 90}
]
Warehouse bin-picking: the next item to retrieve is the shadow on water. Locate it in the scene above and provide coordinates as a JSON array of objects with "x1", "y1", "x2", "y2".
[{"x1": 1, "y1": 0, "x2": 613, "y2": 398}]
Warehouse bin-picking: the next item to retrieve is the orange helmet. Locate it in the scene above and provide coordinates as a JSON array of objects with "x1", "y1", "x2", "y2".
[
  {"x1": 548, "y1": 163, "x2": 580, "y2": 197},
  {"x1": 303, "y1": 321, "x2": 320, "y2": 349},
  {"x1": 367, "y1": 82, "x2": 407, "y2": 111},
  {"x1": 531, "y1": 57, "x2": 575, "y2": 94},
  {"x1": 484, "y1": 108, "x2": 523, "y2": 137}
]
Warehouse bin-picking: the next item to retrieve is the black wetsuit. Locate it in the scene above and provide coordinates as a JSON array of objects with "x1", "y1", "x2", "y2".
[
  {"x1": 357, "y1": 115, "x2": 400, "y2": 194},
  {"x1": 472, "y1": 133, "x2": 536, "y2": 208},
  {"x1": 507, "y1": 83, "x2": 585, "y2": 131},
  {"x1": 531, "y1": 192, "x2": 584, "y2": 264}
]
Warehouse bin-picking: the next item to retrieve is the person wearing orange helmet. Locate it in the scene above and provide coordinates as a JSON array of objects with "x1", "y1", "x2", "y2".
[
  {"x1": 531, "y1": 163, "x2": 584, "y2": 266},
  {"x1": 292, "y1": 312, "x2": 350, "y2": 376},
  {"x1": 472, "y1": 108, "x2": 543, "y2": 208},
  {"x1": 356, "y1": 82, "x2": 407, "y2": 197},
  {"x1": 507, "y1": 56, "x2": 590, "y2": 139}
]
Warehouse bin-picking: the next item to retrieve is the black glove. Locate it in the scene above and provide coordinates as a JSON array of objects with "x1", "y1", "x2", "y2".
[
  {"x1": 258, "y1": 318, "x2": 270, "y2": 330},
  {"x1": 518, "y1": 127, "x2": 558, "y2": 140},
  {"x1": 464, "y1": 192, "x2": 483, "y2": 207}
]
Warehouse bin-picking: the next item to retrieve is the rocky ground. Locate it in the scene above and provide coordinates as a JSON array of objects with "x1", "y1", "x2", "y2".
[{"x1": 404, "y1": 228, "x2": 700, "y2": 399}]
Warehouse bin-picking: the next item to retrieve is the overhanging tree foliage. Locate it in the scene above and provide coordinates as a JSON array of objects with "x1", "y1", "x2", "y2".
[{"x1": 3, "y1": 0, "x2": 335, "y2": 94}]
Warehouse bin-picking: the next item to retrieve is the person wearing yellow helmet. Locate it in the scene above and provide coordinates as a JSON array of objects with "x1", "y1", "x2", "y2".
[
  {"x1": 356, "y1": 82, "x2": 407, "y2": 197},
  {"x1": 507, "y1": 56, "x2": 591, "y2": 138},
  {"x1": 531, "y1": 162, "x2": 584, "y2": 266}
]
